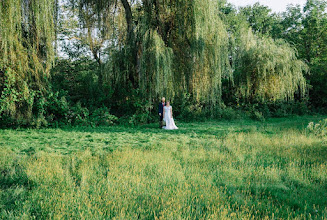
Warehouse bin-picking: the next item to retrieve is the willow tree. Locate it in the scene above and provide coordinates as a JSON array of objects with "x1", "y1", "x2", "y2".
[
  {"x1": 72, "y1": 0, "x2": 140, "y2": 91},
  {"x1": 139, "y1": 29, "x2": 174, "y2": 102},
  {"x1": 171, "y1": 0, "x2": 231, "y2": 110},
  {"x1": 73, "y1": 0, "x2": 231, "y2": 107},
  {"x1": 190, "y1": 0, "x2": 231, "y2": 106},
  {"x1": 232, "y1": 28, "x2": 308, "y2": 102},
  {"x1": 125, "y1": 0, "x2": 231, "y2": 115},
  {"x1": 73, "y1": 0, "x2": 308, "y2": 115},
  {"x1": 67, "y1": 0, "x2": 121, "y2": 87},
  {"x1": 0, "y1": 0, "x2": 56, "y2": 122}
]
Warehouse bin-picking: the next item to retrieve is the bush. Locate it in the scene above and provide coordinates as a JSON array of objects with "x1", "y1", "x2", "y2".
[
  {"x1": 38, "y1": 90, "x2": 70, "y2": 125},
  {"x1": 218, "y1": 107, "x2": 242, "y2": 120},
  {"x1": 306, "y1": 119, "x2": 327, "y2": 137},
  {"x1": 128, "y1": 113, "x2": 153, "y2": 125},
  {"x1": 269, "y1": 101, "x2": 310, "y2": 118},
  {"x1": 125, "y1": 97, "x2": 156, "y2": 125},
  {"x1": 247, "y1": 104, "x2": 266, "y2": 122},
  {"x1": 90, "y1": 107, "x2": 118, "y2": 126},
  {"x1": 251, "y1": 111, "x2": 265, "y2": 122},
  {"x1": 67, "y1": 102, "x2": 90, "y2": 126}
]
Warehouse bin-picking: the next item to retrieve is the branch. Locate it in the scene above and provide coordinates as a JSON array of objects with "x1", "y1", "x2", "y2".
[{"x1": 120, "y1": 0, "x2": 133, "y2": 41}]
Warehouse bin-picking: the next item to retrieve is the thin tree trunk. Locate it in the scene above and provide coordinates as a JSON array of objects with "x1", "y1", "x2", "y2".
[
  {"x1": 120, "y1": 0, "x2": 138, "y2": 88},
  {"x1": 120, "y1": 0, "x2": 133, "y2": 42}
]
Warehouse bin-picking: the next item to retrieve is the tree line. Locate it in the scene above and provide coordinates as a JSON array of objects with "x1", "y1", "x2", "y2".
[{"x1": 0, "y1": 0, "x2": 326, "y2": 127}]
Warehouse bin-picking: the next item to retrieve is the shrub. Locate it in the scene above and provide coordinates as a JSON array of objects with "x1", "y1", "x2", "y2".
[
  {"x1": 251, "y1": 111, "x2": 265, "y2": 122},
  {"x1": 90, "y1": 107, "x2": 118, "y2": 126},
  {"x1": 67, "y1": 102, "x2": 90, "y2": 126},
  {"x1": 125, "y1": 97, "x2": 156, "y2": 125},
  {"x1": 306, "y1": 119, "x2": 327, "y2": 137},
  {"x1": 128, "y1": 113, "x2": 153, "y2": 125},
  {"x1": 218, "y1": 107, "x2": 241, "y2": 120}
]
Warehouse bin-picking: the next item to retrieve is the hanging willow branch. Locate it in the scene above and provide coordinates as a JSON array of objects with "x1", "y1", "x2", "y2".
[
  {"x1": 139, "y1": 29, "x2": 174, "y2": 100},
  {"x1": 0, "y1": 0, "x2": 56, "y2": 120},
  {"x1": 232, "y1": 28, "x2": 308, "y2": 102},
  {"x1": 191, "y1": 0, "x2": 231, "y2": 106}
]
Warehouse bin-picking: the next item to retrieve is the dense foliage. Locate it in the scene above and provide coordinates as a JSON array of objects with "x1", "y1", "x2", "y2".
[
  {"x1": 0, "y1": 0, "x2": 326, "y2": 127},
  {"x1": 0, "y1": 0, "x2": 56, "y2": 126},
  {"x1": 234, "y1": 0, "x2": 327, "y2": 108}
]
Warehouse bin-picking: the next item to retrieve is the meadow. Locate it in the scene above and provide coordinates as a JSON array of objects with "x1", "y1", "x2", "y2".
[{"x1": 0, "y1": 116, "x2": 326, "y2": 219}]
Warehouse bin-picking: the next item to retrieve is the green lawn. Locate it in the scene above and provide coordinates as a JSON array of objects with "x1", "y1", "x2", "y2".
[{"x1": 0, "y1": 116, "x2": 326, "y2": 219}]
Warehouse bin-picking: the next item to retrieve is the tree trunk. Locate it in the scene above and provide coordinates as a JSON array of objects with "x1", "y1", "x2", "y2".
[
  {"x1": 120, "y1": 0, "x2": 138, "y2": 88},
  {"x1": 120, "y1": 0, "x2": 134, "y2": 42}
]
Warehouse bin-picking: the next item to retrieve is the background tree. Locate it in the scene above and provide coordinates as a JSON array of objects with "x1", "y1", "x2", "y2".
[
  {"x1": 302, "y1": 0, "x2": 327, "y2": 108},
  {"x1": 239, "y1": 3, "x2": 275, "y2": 36},
  {"x1": 274, "y1": 1, "x2": 327, "y2": 108},
  {"x1": 0, "y1": 0, "x2": 57, "y2": 125}
]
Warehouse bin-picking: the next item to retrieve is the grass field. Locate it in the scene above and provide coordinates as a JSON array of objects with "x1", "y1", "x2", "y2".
[{"x1": 0, "y1": 116, "x2": 326, "y2": 219}]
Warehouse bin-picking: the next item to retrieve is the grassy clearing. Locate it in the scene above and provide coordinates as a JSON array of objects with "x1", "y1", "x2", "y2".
[{"x1": 0, "y1": 116, "x2": 326, "y2": 219}]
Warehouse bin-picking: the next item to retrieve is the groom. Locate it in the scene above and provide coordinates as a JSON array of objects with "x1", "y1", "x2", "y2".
[{"x1": 158, "y1": 97, "x2": 166, "y2": 128}]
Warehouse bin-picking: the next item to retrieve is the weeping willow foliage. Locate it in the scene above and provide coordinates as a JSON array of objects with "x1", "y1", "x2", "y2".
[
  {"x1": 0, "y1": 0, "x2": 56, "y2": 121},
  {"x1": 71, "y1": 0, "x2": 308, "y2": 114},
  {"x1": 137, "y1": 0, "x2": 231, "y2": 110},
  {"x1": 232, "y1": 29, "x2": 308, "y2": 102},
  {"x1": 139, "y1": 29, "x2": 174, "y2": 101},
  {"x1": 190, "y1": 0, "x2": 231, "y2": 106},
  {"x1": 132, "y1": 0, "x2": 231, "y2": 110},
  {"x1": 76, "y1": 0, "x2": 229, "y2": 112}
]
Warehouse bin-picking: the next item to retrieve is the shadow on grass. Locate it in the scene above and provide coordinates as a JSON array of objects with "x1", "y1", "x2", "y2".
[
  {"x1": 257, "y1": 179, "x2": 326, "y2": 218},
  {"x1": 0, "y1": 163, "x2": 33, "y2": 216},
  {"x1": 213, "y1": 174, "x2": 327, "y2": 219}
]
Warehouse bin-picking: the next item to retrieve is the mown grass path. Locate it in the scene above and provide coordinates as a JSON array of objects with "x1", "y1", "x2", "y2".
[{"x1": 1, "y1": 116, "x2": 326, "y2": 219}]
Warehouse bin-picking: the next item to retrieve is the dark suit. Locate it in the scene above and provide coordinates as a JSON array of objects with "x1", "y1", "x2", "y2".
[{"x1": 158, "y1": 102, "x2": 165, "y2": 128}]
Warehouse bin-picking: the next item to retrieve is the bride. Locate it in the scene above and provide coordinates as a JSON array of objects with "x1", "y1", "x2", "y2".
[{"x1": 163, "y1": 101, "x2": 178, "y2": 130}]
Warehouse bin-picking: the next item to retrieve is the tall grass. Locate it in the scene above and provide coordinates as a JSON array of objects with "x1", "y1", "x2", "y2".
[{"x1": 0, "y1": 116, "x2": 326, "y2": 219}]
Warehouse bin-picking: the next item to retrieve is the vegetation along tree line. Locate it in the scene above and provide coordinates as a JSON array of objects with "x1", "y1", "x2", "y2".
[{"x1": 0, "y1": 0, "x2": 326, "y2": 127}]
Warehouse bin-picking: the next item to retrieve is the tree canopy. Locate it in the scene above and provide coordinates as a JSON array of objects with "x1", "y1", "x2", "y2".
[
  {"x1": 0, "y1": 0, "x2": 56, "y2": 124},
  {"x1": 0, "y1": 0, "x2": 326, "y2": 127}
]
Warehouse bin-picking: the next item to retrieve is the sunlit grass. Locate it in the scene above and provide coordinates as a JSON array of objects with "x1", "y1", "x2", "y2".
[{"x1": 0, "y1": 116, "x2": 326, "y2": 219}]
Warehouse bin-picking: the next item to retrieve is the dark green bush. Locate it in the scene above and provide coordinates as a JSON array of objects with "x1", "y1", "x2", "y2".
[
  {"x1": 90, "y1": 107, "x2": 118, "y2": 126},
  {"x1": 217, "y1": 107, "x2": 242, "y2": 120}
]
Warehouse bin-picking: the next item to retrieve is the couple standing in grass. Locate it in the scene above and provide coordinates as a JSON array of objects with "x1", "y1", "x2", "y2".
[{"x1": 158, "y1": 97, "x2": 178, "y2": 130}]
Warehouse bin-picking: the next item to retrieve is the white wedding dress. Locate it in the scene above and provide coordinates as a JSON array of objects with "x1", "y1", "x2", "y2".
[{"x1": 163, "y1": 106, "x2": 178, "y2": 130}]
